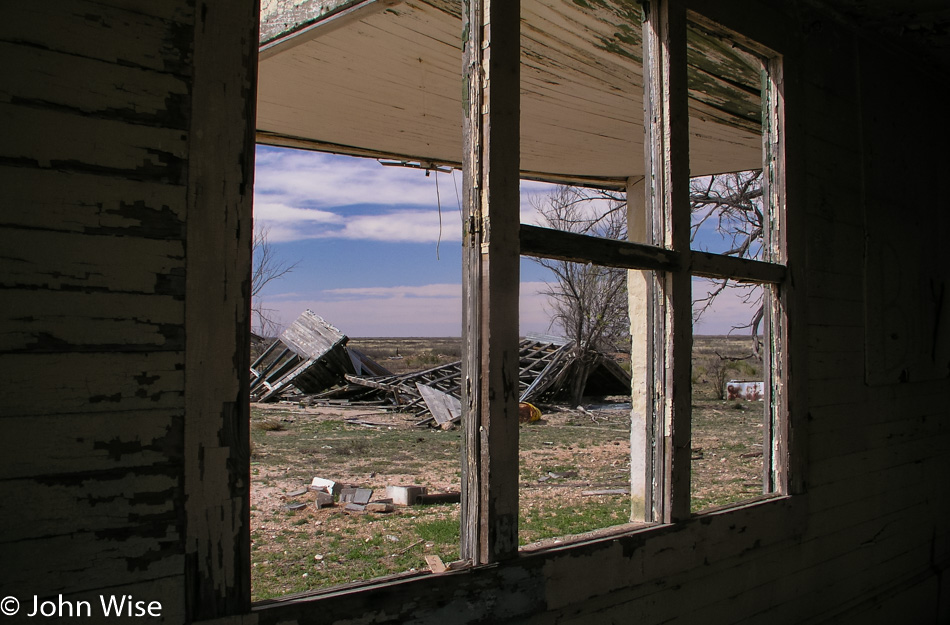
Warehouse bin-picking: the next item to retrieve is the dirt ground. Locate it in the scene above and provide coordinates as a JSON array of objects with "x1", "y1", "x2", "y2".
[{"x1": 249, "y1": 332, "x2": 766, "y2": 599}]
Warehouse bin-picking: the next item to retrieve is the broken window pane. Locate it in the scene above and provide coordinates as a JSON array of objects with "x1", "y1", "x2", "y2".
[
  {"x1": 517, "y1": 263, "x2": 637, "y2": 550},
  {"x1": 249, "y1": 153, "x2": 465, "y2": 599},
  {"x1": 686, "y1": 16, "x2": 770, "y2": 260},
  {"x1": 690, "y1": 276, "x2": 771, "y2": 512},
  {"x1": 522, "y1": 184, "x2": 629, "y2": 244}
]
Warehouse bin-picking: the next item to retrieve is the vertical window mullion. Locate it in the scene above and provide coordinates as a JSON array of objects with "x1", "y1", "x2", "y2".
[
  {"x1": 762, "y1": 55, "x2": 788, "y2": 496},
  {"x1": 644, "y1": 0, "x2": 692, "y2": 523},
  {"x1": 461, "y1": 0, "x2": 521, "y2": 564}
]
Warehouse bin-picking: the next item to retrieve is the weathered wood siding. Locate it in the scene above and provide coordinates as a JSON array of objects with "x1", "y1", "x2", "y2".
[
  {"x1": 0, "y1": 3, "x2": 192, "y2": 618},
  {"x1": 0, "y1": 0, "x2": 257, "y2": 621},
  {"x1": 1, "y1": 0, "x2": 947, "y2": 624}
]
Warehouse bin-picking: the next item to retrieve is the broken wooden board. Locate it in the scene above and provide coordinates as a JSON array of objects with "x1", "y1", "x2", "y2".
[
  {"x1": 424, "y1": 555, "x2": 446, "y2": 574},
  {"x1": 416, "y1": 383, "x2": 462, "y2": 425},
  {"x1": 280, "y1": 309, "x2": 346, "y2": 359}
]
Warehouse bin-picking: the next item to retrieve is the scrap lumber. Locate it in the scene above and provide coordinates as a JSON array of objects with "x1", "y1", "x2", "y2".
[
  {"x1": 253, "y1": 315, "x2": 630, "y2": 419},
  {"x1": 425, "y1": 555, "x2": 446, "y2": 573},
  {"x1": 341, "y1": 335, "x2": 628, "y2": 420},
  {"x1": 416, "y1": 383, "x2": 462, "y2": 425}
]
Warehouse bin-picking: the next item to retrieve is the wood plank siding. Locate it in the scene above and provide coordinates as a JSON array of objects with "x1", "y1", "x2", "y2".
[
  {"x1": 0, "y1": 0, "x2": 947, "y2": 624},
  {"x1": 0, "y1": 0, "x2": 258, "y2": 621}
]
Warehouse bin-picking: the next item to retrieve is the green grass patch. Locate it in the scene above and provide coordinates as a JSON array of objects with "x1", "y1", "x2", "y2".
[{"x1": 519, "y1": 497, "x2": 629, "y2": 546}]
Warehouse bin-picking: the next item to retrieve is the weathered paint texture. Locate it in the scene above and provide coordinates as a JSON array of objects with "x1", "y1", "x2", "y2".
[
  {"x1": 255, "y1": 0, "x2": 764, "y2": 184},
  {"x1": 0, "y1": 0, "x2": 258, "y2": 620},
  {"x1": 1, "y1": 0, "x2": 948, "y2": 624}
]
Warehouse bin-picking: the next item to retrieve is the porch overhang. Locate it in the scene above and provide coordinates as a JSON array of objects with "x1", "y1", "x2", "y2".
[{"x1": 257, "y1": 0, "x2": 765, "y2": 186}]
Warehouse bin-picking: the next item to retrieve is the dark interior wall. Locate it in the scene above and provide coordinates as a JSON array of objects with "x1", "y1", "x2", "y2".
[
  {"x1": 0, "y1": 1, "x2": 257, "y2": 621},
  {"x1": 0, "y1": 1, "x2": 947, "y2": 625},
  {"x1": 1, "y1": 2, "x2": 196, "y2": 620}
]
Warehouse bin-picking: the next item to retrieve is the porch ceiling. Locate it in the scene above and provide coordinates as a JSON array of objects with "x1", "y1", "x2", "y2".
[{"x1": 256, "y1": 0, "x2": 764, "y2": 186}]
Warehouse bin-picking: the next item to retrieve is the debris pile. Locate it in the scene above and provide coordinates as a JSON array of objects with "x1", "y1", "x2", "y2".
[
  {"x1": 251, "y1": 311, "x2": 631, "y2": 425},
  {"x1": 250, "y1": 310, "x2": 392, "y2": 402},
  {"x1": 281, "y1": 478, "x2": 460, "y2": 516}
]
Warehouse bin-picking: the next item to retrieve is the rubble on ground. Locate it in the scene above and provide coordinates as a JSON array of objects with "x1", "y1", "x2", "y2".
[
  {"x1": 279, "y1": 477, "x2": 460, "y2": 515},
  {"x1": 251, "y1": 310, "x2": 631, "y2": 426}
]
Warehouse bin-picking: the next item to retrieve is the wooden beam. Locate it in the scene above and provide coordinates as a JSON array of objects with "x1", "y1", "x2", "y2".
[
  {"x1": 259, "y1": 0, "x2": 404, "y2": 60},
  {"x1": 255, "y1": 131, "x2": 628, "y2": 190},
  {"x1": 690, "y1": 249, "x2": 786, "y2": 283},
  {"x1": 762, "y1": 52, "x2": 790, "y2": 496},
  {"x1": 461, "y1": 0, "x2": 521, "y2": 565},
  {"x1": 519, "y1": 224, "x2": 680, "y2": 272},
  {"x1": 643, "y1": 0, "x2": 691, "y2": 524}
]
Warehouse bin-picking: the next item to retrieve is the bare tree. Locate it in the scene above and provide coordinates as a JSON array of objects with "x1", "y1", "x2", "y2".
[
  {"x1": 531, "y1": 173, "x2": 765, "y2": 404},
  {"x1": 689, "y1": 170, "x2": 765, "y2": 359},
  {"x1": 252, "y1": 225, "x2": 297, "y2": 337},
  {"x1": 532, "y1": 186, "x2": 629, "y2": 406}
]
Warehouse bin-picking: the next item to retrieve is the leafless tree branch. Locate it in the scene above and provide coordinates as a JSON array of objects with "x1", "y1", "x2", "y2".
[
  {"x1": 690, "y1": 170, "x2": 766, "y2": 358},
  {"x1": 252, "y1": 224, "x2": 298, "y2": 337},
  {"x1": 530, "y1": 186, "x2": 629, "y2": 406}
]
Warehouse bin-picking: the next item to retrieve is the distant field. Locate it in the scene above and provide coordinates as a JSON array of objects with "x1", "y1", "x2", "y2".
[{"x1": 348, "y1": 337, "x2": 462, "y2": 374}]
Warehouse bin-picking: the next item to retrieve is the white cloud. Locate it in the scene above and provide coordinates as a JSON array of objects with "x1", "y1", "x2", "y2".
[
  {"x1": 325, "y1": 283, "x2": 460, "y2": 298},
  {"x1": 336, "y1": 210, "x2": 462, "y2": 243},
  {"x1": 254, "y1": 147, "x2": 574, "y2": 243},
  {"x1": 254, "y1": 201, "x2": 343, "y2": 224},
  {"x1": 258, "y1": 207, "x2": 461, "y2": 243},
  {"x1": 255, "y1": 148, "x2": 452, "y2": 210}
]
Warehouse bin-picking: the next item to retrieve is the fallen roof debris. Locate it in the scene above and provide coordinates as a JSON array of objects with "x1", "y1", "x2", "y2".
[
  {"x1": 250, "y1": 311, "x2": 631, "y2": 424},
  {"x1": 250, "y1": 310, "x2": 392, "y2": 402}
]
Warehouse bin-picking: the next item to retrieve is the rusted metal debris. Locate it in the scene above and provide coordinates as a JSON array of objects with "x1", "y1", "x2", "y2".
[{"x1": 251, "y1": 312, "x2": 630, "y2": 424}]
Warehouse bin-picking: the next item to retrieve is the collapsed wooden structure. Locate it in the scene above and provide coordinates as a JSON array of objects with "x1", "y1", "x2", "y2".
[
  {"x1": 249, "y1": 310, "x2": 392, "y2": 402},
  {"x1": 251, "y1": 312, "x2": 631, "y2": 424}
]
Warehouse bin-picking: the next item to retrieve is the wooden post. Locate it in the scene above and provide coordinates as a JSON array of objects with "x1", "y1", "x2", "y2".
[
  {"x1": 183, "y1": 0, "x2": 259, "y2": 618},
  {"x1": 643, "y1": 0, "x2": 691, "y2": 523},
  {"x1": 627, "y1": 176, "x2": 653, "y2": 523},
  {"x1": 461, "y1": 0, "x2": 521, "y2": 564}
]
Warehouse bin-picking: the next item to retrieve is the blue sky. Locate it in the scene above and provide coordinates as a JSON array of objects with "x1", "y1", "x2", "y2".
[{"x1": 253, "y1": 145, "x2": 754, "y2": 337}]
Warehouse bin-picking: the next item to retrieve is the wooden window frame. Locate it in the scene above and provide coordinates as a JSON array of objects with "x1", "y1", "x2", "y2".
[{"x1": 463, "y1": 0, "x2": 789, "y2": 563}]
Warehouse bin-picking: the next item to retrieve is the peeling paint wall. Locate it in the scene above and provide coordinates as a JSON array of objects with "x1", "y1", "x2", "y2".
[
  {"x1": 0, "y1": 0, "x2": 257, "y2": 621},
  {"x1": 0, "y1": 2, "x2": 195, "y2": 618}
]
